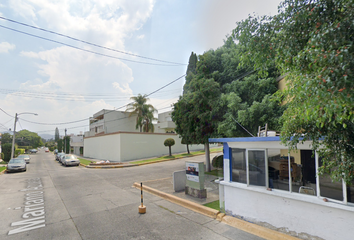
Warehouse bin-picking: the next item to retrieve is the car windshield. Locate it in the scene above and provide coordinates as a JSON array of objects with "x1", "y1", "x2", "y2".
[
  {"x1": 17, "y1": 155, "x2": 29, "y2": 159},
  {"x1": 9, "y1": 159, "x2": 25, "y2": 164},
  {"x1": 65, "y1": 155, "x2": 77, "y2": 160}
]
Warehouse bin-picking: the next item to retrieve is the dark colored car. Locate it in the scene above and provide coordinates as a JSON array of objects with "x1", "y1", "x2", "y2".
[
  {"x1": 29, "y1": 149, "x2": 38, "y2": 153},
  {"x1": 7, "y1": 158, "x2": 27, "y2": 172}
]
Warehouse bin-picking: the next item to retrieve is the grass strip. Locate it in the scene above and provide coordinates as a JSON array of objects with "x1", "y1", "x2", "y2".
[
  {"x1": 205, "y1": 169, "x2": 224, "y2": 177},
  {"x1": 130, "y1": 147, "x2": 222, "y2": 165},
  {"x1": 0, "y1": 166, "x2": 6, "y2": 172},
  {"x1": 78, "y1": 158, "x2": 93, "y2": 166},
  {"x1": 203, "y1": 200, "x2": 220, "y2": 211}
]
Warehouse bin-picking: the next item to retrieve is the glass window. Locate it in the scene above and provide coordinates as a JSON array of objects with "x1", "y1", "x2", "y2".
[
  {"x1": 347, "y1": 180, "x2": 354, "y2": 203},
  {"x1": 319, "y1": 159, "x2": 343, "y2": 201},
  {"x1": 268, "y1": 149, "x2": 289, "y2": 191},
  {"x1": 248, "y1": 150, "x2": 266, "y2": 186},
  {"x1": 231, "y1": 148, "x2": 246, "y2": 184}
]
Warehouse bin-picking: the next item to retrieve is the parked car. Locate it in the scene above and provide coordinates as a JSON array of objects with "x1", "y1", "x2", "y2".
[
  {"x1": 29, "y1": 149, "x2": 38, "y2": 153},
  {"x1": 54, "y1": 149, "x2": 58, "y2": 154},
  {"x1": 16, "y1": 154, "x2": 31, "y2": 164},
  {"x1": 7, "y1": 158, "x2": 27, "y2": 172},
  {"x1": 45, "y1": 148, "x2": 49, "y2": 152},
  {"x1": 62, "y1": 154, "x2": 80, "y2": 167},
  {"x1": 56, "y1": 152, "x2": 65, "y2": 162},
  {"x1": 59, "y1": 154, "x2": 66, "y2": 164}
]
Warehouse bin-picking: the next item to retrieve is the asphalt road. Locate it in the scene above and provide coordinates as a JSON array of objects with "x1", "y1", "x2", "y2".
[{"x1": 0, "y1": 150, "x2": 263, "y2": 240}]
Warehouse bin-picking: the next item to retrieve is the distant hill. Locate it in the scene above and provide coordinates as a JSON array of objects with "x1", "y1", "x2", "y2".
[{"x1": 39, "y1": 134, "x2": 54, "y2": 140}]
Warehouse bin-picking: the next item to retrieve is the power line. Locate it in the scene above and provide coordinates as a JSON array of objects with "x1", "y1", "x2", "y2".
[
  {"x1": 0, "y1": 16, "x2": 186, "y2": 66},
  {"x1": 19, "y1": 74, "x2": 186, "y2": 126},
  {"x1": 0, "y1": 88, "x2": 183, "y2": 102},
  {"x1": 0, "y1": 24, "x2": 183, "y2": 67},
  {"x1": 36, "y1": 105, "x2": 174, "y2": 134},
  {"x1": 0, "y1": 107, "x2": 14, "y2": 118}
]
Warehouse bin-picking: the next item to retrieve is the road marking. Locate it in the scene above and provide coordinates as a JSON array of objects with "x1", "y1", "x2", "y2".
[{"x1": 8, "y1": 178, "x2": 46, "y2": 235}]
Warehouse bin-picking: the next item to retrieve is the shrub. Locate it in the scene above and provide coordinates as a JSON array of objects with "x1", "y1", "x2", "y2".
[
  {"x1": 1, "y1": 143, "x2": 12, "y2": 161},
  {"x1": 164, "y1": 138, "x2": 175, "y2": 156},
  {"x1": 212, "y1": 154, "x2": 224, "y2": 169}
]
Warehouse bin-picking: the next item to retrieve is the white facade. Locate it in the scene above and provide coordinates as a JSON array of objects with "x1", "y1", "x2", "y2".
[
  {"x1": 85, "y1": 109, "x2": 176, "y2": 137},
  {"x1": 155, "y1": 111, "x2": 176, "y2": 133},
  {"x1": 70, "y1": 135, "x2": 84, "y2": 155},
  {"x1": 209, "y1": 137, "x2": 354, "y2": 240},
  {"x1": 85, "y1": 109, "x2": 139, "y2": 137},
  {"x1": 84, "y1": 132, "x2": 205, "y2": 162}
]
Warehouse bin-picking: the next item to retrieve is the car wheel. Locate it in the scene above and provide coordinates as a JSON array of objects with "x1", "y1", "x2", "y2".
[{"x1": 24, "y1": 168, "x2": 27, "y2": 172}]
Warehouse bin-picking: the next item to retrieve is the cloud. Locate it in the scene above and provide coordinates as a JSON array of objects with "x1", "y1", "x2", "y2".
[
  {"x1": 0, "y1": 42, "x2": 16, "y2": 53},
  {"x1": 112, "y1": 82, "x2": 133, "y2": 95},
  {"x1": 20, "y1": 46, "x2": 134, "y2": 96},
  {"x1": 137, "y1": 35, "x2": 145, "y2": 39}
]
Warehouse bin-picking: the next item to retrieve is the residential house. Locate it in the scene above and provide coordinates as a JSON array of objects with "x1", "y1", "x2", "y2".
[
  {"x1": 155, "y1": 111, "x2": 176, "y2": 133},
  {"x1": 70, "y1": 134, "x2": 84, "y2": 155},
  {"x1": 83, "y1": 109, "x2": 204, "y2": 162},
  {"x1": 85, "y1": 109, "x2": 139, "y2": 137}
]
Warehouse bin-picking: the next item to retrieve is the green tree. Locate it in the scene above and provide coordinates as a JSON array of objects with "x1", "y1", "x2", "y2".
[
  {"x1": 63, "y1": 136, "x2": 70, "y2": 154},
  {"x1": 1, "y1": 143, "x2": 12, "y2": 161},
  {"x1": 164, "y1": 138, "x2": 175, "y2": 156},
  {"x1": 126, "y1": 94, "x2": 156, "y2": 132},
  {"x1": 16, "y1": 130, "x2": 43, "y2": 148},
  {"x1": 55, "y1": 127, "x2": 59, "y2": 142},
  {"x1": 57, "y1": 139, "x2": 63, "y2": 152},
  {"x1": 142, "y1": 104, "x2": 157, "y2": 133},
  {"x1": 0, "y1": 133, "x2": 12, "y2": 144},
  {"x1": 218, "y1": 74, "x2": 285, "y2": 137},
  {"x1": 172, "y1": 76, "x2": 222, "y2": 172},
  {"x1": 233, "y1": 0, "x2": 354, "y2": 183}
]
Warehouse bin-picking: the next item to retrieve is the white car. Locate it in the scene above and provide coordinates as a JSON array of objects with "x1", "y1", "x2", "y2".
[
  {"x1": 62, "y1": 154, "x2": 80, "y2": 167},
  {"x1": 16, "y1": 155, "x2": 31, "y2": 164}
]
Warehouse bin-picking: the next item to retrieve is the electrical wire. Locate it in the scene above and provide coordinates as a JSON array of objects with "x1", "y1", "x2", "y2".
[
  {"x1": 19, "y1": 74, "x2": 186, "y2": 126},
  {"x1": 0, "y1": 16, "x2": 186, "y2": 66},
  {"x1": 0, "y1": 24, "x2": 183, "y2": 67},
  {"x1": 0, "y1": 107, "x2": 14, "y2": 118},
  {"x1": 35, "y1": 105, "x2": 175, "y2": 134}
]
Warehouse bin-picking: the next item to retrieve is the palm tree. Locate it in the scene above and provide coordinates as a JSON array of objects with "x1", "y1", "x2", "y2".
[
  {"x1": 126, "y1": 94, "x2": 156, "y2": 132},
  {"x1": 142, "y1": 104, "x2": 157, "y2": 133}
]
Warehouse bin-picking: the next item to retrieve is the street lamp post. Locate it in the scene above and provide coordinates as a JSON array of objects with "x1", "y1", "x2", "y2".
[{"x1": 11, "y1": 112, "x2": 38, "y2": 159}]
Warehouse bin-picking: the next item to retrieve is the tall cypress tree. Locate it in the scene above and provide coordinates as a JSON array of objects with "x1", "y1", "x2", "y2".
[{"x1": 55, "y1": 127, "x2": 59, "y2": 142}]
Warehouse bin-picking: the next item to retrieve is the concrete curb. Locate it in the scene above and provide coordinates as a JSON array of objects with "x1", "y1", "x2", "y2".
[
  {"x1": 133, "y1": 182, "x2": 219, "y2": 219},
  {"x1": 133, "y1": 182, "x2": 300, "y2": 240},
  {"x1": 82, "y1": 150, "x2": 222, "y2": 169},
  {"x1": 85, "y1": 164, "x2": 138, "y2": 169},
  {"x1": 0, "y1": 169, "x2": 6, "y2": 175},
  {"x1": 221, "y1": 216, "x2": 300, "y2": 240}
]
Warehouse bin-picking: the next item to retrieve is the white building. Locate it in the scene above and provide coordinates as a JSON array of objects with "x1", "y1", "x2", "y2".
[
  {"x1": 85, "y1": 109, "x2": 139, "y2": 137},
  {"x1": 209, "y1": 136, "x2": 354, "y2": 240},
  {"x1": 155, "y1": 111, "x2": 176, "y2": 133},
  {"x1": 70, "y1": 134, "x2": 84, "y2": 155},
  {"x1": 85, "y1": 109, "x2": 176, "y2": 137}
]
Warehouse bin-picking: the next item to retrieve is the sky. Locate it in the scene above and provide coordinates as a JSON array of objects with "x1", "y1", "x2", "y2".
[{"x1": 0, "y1": 0, "x2": 282, "y2": 137}]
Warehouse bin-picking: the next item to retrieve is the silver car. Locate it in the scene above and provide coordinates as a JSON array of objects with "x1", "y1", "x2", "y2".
[
  {"x1": 16, "y1": 154, "x2": 31, "y2": 164},
  {"x1": 62, "y1": 154, "x2": 80, "y2": 167},
  {"x1": 56, "y1": 152, "x2": 65, "y2": 162},
  {"x1": 7, "y1": 158, "x2": 27, "y2": 172}
]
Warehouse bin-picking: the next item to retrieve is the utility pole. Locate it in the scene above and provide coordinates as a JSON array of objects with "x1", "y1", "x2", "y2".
[
  {"x1": 64, "y1": 128, "x2": 67, "y2": 154},
  {"x1": 11, "y1": 112, "x2": 38, "y2": 158},
  {"x1": 11, "y1": 113, "x2": 18, "y2": 159}
]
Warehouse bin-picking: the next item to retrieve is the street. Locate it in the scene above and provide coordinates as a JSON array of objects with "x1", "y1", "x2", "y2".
[{"x1": 0, "y1": 151, "x2": 263, "y2": 240}]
